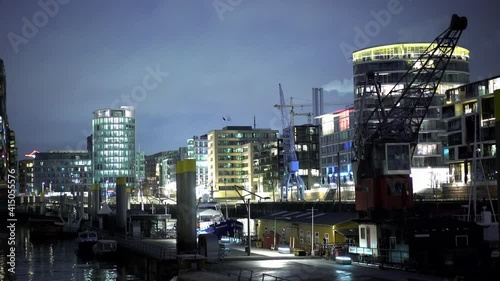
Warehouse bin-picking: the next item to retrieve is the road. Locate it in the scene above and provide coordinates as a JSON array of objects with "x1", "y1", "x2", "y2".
[{"x1": 207, "y1": 249, "x2": 450, "y2": 281}]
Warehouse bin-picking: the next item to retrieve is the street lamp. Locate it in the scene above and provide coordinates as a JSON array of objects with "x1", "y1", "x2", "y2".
[
  {"x1": 273, "y1": 217, "x2": 291, "y2": 250},
  {"x1": 307, "y1": 207, "x2": 318, "y2": 256},
  {"x1": 224, "y1": 178, "x2": 228, "y2": 219},
  {"x1": 231, "y1": 185, "x2": 269, "y2": 256}
]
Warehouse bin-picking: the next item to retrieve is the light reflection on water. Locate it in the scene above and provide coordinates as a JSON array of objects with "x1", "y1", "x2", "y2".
[{"x1": 11, "y1": 226, "x2": 143, "y2": 281}]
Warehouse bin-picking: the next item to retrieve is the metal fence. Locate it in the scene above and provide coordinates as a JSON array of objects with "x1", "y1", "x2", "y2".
[
  {"x1": 206, "y1": 263, "x2": 254, "y2": 281},
  {"x1": 261, "y1": 273, "x2": 292, "y2": 281}
]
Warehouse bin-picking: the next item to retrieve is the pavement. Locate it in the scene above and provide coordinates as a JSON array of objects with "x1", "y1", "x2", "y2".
[
  {"x1": 120, "y1": 239, "x2": 459, "y2": 280},
  {"x1": 222, "y1": 244, "x2": 318, "y2": 261}
]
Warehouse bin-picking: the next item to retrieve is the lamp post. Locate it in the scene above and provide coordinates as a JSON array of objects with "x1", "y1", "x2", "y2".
[
  {"x1": 307, "y1": 207, "x2": 318, "y2": 255},
  {"x1": 273, "y1": 217, "x2": 291, "y2": 250},
  {"x1": 224, "y1": 178, "x2": 229, "y2": 219},
  {"x1": 247, "y1": 198, "x2": 251, "y2": 256},
  {"x1": 231, "y1": 185, "x2": 270, "y2": 256}
]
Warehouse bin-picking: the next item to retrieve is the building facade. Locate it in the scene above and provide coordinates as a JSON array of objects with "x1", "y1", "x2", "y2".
[
  {"x1": 253, "y1": 138, "x2": 283, "y2": 200},
  {"x1": 18, "y1": 159, "x2": 34, "y2": 194},
  {"x1": 352, "y1": 43, "x2": 470, "y2": 194},
  {"x1": 440, "y1": 75, "x2": 500, "y2": 199},
  {"x1": 135, "y1": 151, "x2": 145, "y2": 188},
  {"x1": 353, "y1": 43, "x2": 470, "y2": 168},
  {"x1": 319, "y1": 107, "x2": 356, "y2": 200},
  {"x1": 32, "y1": 150, "x2": 92, "y2": 195},
  {"x1": 292, "y1": 124, "x2": 321, "y2": 189},
  {"x1": 187, "y1": 135, "x2": 210, "y2": 198},
  {"x1": 0, "y1": 59, "x2": 7, "y2": 187},
  {"x1": 160, "y1": 153, "x2": 179, "y2": 198},
  {"x1": 92, "y1": 106, "x2": 136, "y2": 200},
  {"x1": 208, "y1": 126, "x2": 278, "y2": 200}
]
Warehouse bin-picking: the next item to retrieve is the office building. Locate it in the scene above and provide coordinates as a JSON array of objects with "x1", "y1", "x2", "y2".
[
  {"x1": 32, "y1": 150, "x2": 92, "y2": 194},
  {"x1": 0, "y1": 59, "x2": 16, "y2": 211},
  {"x1": 208, "y1": 126, "x2": 278, "y2": 200},
  {"x1": 92, "y1": 106, "x2": 136, "y2": 200},
  {"x1": 353, "y1": 43, "x2": 470, "y2": 165},
  {"x1": 18, "y1": 159, "x2": 34, "y2": 194},
  {"x1": 0, "y1": 59, "x2": 6, "y2": 186},
  {"x1": 319, "y1": 108, "x2": 355, "y2": 199},
  {"x1": 440, "y1": 75, "x2": 500, "y2": 199},
  {"x1": 135, "y1": 151, "x2": 145, "y2": 187},
  {"x1": 187, "y1": 135, "x2": 209, "y2": 197},
  {"x1": 253, "y1": 138, "x2": 283, "y2": 200},
  {"x1": 292, "y1": 124, "x2": 321, "y2": 188},
  {"x1": 352, "y1": 43, "x2": 470, "y2": 193}
]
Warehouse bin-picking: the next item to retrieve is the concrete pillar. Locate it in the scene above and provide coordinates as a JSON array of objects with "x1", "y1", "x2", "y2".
[
  {"x1": 79, "y1": 189, "x2": 84, "y2": 219},
  {"x1": 116, "y1": 177, "x2": 128, "y2": 230},
  {"x1": 176, "y1": 159, "x2": 197, "y2": 254},
  {"x1": 39, "y1": 189, "x2": 45, "y2": 216},
  {"x1": 90, "y1": 184, "x2": 98, "y2": 222}
]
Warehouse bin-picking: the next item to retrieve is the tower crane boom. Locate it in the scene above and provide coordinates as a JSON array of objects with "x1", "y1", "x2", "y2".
[{"x1": 274, "y1": 97, "x2": 347, "y2": 125}]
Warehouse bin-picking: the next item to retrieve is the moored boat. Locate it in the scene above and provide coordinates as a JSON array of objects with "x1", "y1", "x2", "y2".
[
  {"x1": 92, "y1": 240, "x2": 118, "y2": 259},
  {"x1": 74, "y1": 230, "x2": 98, "y2": 256}
]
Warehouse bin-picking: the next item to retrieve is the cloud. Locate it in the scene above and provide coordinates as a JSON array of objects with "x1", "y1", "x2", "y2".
[{"x1": 322, "y1": 78, "x2": 353, "y2": 95}]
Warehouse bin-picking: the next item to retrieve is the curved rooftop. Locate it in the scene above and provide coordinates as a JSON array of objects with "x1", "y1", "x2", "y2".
[{"x1": 352, "y1": 43, "x2": 469, "y2": 63}]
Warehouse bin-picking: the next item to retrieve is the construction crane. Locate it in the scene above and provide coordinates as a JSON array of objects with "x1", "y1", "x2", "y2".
[
  {"x1": 352, "y1": 14, "x2": 467, "y2": 215},
  {"x1": 274, "y1": 97, "x2": 347, "y2": 125},
  {"x1": 278, "y1": 84, "x2": 306, "y2": 201}
]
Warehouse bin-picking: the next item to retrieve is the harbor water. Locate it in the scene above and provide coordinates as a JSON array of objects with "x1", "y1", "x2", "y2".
[{"x1": 1, "y1": 224, "x2": 147, "y2": 281}]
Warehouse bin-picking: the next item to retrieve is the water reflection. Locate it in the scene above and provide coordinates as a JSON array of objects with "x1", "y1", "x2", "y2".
[{"x1": 13, "y1": 226, "x2": 143, "y2": 281}]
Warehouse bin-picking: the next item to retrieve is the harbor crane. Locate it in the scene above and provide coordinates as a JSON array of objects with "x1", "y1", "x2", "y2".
[
  {"x1": 278, "y1": 84, "x2": 306, "y2": 201},
  {"x1": 352, "y1": 14, "x2": 467, "y2": 216},
  {"x1": 274, "y1": 97, "x2": 347, "y2": 125}
]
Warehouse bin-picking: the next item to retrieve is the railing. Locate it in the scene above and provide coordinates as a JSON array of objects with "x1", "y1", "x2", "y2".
[
  {"x1": 206, "y1": 263, "x2": 254, "y2": 281},
  {"x1": 261, "y1": 273, "x2": 292, "y2": 281},
  {"x1": 114, "y1": 234, "x2": 177, "y2": 260},
  {"x1": 452, "y1": 213, "x2": 499, "y2": 224},
  {"x1": 348, "y1": 246, "x2": 416, "y2": 270}
]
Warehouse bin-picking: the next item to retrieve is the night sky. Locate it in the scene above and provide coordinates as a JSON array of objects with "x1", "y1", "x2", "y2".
[{"x1": 1, "y1": 0, "x2": 498, "y2": 158}]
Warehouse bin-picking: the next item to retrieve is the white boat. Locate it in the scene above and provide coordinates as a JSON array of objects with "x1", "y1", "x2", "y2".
[
  {"x1": 197, "y1": 202, "x2": 225, "y2": 232},
  {"x1": 54, "y1": 213, "x2": 82, "y2": 236},
  {"x1": 92, "y1": 240, "x2": 118, "y2": 259}
]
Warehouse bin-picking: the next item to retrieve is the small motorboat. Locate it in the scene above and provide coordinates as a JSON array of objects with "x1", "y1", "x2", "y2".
[
  {"x1": 92, "y1": 240, "x2": 118, "y2": 259},
  {"x1": 74, "y1": 230, "x2": 98, "y2": 256}
]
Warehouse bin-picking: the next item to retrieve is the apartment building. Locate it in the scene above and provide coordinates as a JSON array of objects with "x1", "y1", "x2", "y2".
[
  {"x1": 208, "y1": 126, "x2": 278, "y2": 200},
  {"x1": 440, "y1": 75, "x2": 500, "y2": 199}
]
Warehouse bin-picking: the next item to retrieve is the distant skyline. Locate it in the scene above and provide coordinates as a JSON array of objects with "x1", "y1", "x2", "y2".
[{"x1": 1, "y1": 0, "x2": 498, "y2": 157}]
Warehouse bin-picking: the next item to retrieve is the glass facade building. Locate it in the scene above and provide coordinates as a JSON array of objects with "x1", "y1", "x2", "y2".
[
  {"x1": 92, "y1": 106, "x2": 136, "y2": 199},
  {"x1": 187, "y1": 134, "x2": 209, "y2": 187},
  {"x1": 353, "y1": 43, "x2": 470, "y2": 169},
  {"x1": 319, "y1": 108, "x2": 355, "y2": 184}
]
